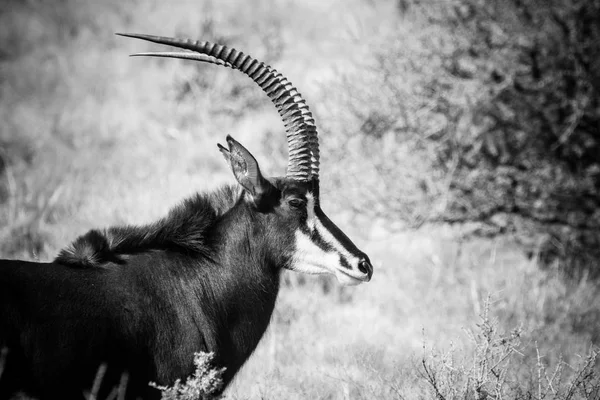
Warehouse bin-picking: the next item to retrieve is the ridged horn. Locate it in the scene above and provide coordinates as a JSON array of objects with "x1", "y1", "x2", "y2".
[{"x1": 116, "y1": 33, "x2": 320, "y2": 182}]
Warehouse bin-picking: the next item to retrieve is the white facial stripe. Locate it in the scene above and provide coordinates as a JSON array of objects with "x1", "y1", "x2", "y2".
[
  {"x1": 288, "y1": 193, "x2": 365, "y2": 287},
  {"x1": 305, "y1": 193, "x2": 317, "y2": 231},
  {"x1": 291, "y1": 229, "x2": 364, "y2": 286},
  {"x1": 291, "y1": 230, "x2": 340, "y2": 275},
  {"x1": 305, "y1": 193, "x2": 357, "y2": 263}
]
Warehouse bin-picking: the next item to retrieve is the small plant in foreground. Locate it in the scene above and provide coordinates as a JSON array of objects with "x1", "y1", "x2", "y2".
[{"x1": 150, "y1": 352, "x2": 226, "y2": 400}]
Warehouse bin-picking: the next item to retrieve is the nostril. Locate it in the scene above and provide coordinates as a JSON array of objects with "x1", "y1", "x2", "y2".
[
  {"x1": 358, "y1": 258, "x2": 373, "y2": 280},
  {"x1": 358, "y1": 261, "x2": 368, "y2": 274}
]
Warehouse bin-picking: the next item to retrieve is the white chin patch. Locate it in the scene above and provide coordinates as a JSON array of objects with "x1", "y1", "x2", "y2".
[
  {"x1": 290, "y1": 230, "x2": 364, "y2": 286},
  {"x1": 334, "y1": 271, "x2": 364, "y2": 286},
  {"x1": 289, "y1": 230, "x2": 338, "y2": 275}
]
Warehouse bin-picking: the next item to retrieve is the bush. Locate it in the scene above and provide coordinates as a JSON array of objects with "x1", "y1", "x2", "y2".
[
  {"x1": 150, "y1": 352, "x2": 226, "y2": 400},
  {"x1": 439, "y1": 0, "x2": 600, "y2": 277},
  {"x1": 421, "y1": 298, "x2": 600, "y2": 399},
  {"x1": 329, "y1": 0, "x2": 600, "y2": 276}
]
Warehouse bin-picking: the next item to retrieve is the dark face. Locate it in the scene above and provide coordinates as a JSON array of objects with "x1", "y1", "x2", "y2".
[
  {"x1": 220, "y1": 136, "x2": 373, "y2": 286},
  {"x1": 120, "y1": 34, "x2": 373, "y2": 284},
  {"x1": 268, "y1": 179, "x2": 373, "y2": 285}
]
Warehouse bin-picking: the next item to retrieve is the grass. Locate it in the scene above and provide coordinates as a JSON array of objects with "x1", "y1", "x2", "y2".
[
  {"x1": 1, "y1": 0, "x2": 598, "y2": 399},
  {"x1": 226, "y1": 229, "x2": 600, "y2": 399},
  {"x1": 420, "y1": 297, "x2": 600, "y2": 400}
]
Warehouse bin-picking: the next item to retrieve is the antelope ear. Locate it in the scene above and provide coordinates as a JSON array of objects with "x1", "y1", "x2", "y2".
[{"x1": 218, "y1": 135, "x2": 274, "y2": 204}]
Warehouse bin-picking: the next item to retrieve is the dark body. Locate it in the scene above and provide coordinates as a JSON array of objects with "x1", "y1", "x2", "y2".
[{"x1": 0, "y1": 184, "x2": 291, "y2": 399}]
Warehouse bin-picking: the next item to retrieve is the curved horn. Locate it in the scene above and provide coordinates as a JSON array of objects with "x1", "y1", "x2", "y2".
[{"x1": 116, "y1": 33, "x2": 320, "y2": 182}]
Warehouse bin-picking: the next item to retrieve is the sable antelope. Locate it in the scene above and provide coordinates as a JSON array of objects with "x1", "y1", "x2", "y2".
[{"x1": 0, "y1": 33, "x2": 373, "y2": 400}]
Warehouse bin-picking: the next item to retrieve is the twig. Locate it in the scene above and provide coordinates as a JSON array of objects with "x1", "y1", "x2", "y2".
[
  {"x1": 536, "y1": 343, "x2": 543, "y2": 400},
  {"x1": 422, "y1": 358, "x2": 447, "y2": 400}
]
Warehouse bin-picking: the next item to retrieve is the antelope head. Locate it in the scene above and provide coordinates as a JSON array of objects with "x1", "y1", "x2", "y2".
[{"x1": 119, "y1": 33, "x2": 373, "y2": 286}]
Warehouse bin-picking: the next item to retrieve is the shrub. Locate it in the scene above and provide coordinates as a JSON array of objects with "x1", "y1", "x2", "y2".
[
  {"x1": 421, "y1": 298, "x2": 600, "y2": 399},
  {"x1": 328, "y1": 0, "x2": 600, "y2": 276},
  {"x1": 150, "y1": 352, "x2": 226, "y2": 400}
]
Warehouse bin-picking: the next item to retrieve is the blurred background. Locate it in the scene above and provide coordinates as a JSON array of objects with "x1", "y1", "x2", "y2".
[{"x1": 1, "y1": 0, "x2": 599, "y2": 398}]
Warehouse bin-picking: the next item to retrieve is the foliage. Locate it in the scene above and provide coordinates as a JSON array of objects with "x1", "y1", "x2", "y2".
[
  {"x1": 421, "y1": 298, "x2": 600, "y2": 400},
  {"x1": 150, "y1": 352, "x2": 226, "y2": 400},
  {"x1": 438, "y1": 0, "x2": 600, "y2": 277},
  {"x1": 331, "y1": 0, "x2": 600, "y2": 276}
]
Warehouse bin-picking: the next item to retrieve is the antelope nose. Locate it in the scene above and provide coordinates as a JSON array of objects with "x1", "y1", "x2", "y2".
[{"x1": 358, "y1": 256, "x2": 373, "y2": 281}]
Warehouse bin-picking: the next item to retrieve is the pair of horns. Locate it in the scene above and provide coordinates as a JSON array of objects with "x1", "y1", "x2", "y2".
[{"x1": 117, "y1": 33, "x2": 320, "y2": 183}]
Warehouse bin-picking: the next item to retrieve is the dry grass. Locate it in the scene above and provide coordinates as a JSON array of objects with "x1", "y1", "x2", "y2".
[{"x1": 1, "y1": 0, "x2": 598, "y2": 399}]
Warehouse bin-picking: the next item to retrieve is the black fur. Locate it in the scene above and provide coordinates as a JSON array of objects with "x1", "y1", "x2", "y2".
[
  {"x1": 55, "y1": 187, "x2": 239, "y2": 267},
  {"x1": 0, "y1": 181, "x2": 310, "y2": 400}
]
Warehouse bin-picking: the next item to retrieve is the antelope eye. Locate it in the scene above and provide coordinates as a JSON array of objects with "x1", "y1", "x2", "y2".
[{"x1": 288, "y1": 198, "x2": 305, "y2": 209}]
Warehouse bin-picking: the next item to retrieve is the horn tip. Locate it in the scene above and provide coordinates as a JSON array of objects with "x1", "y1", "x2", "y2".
[
  {"x1": 115, "y1": 32, "x2": 139, "y2": 38},
  {"x1": 115, "y1": 32, "x2": 158, "y2": 41}
]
